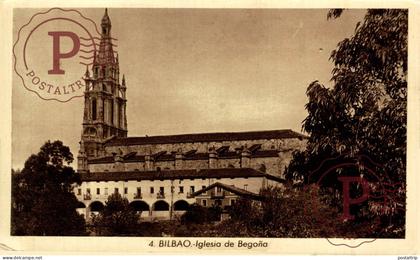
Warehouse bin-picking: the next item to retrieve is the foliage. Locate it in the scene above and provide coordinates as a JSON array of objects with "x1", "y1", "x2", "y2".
[
  {"x1": 11, "y1": 140, "x2": 86, "y2": 236},
  {"x1": 127, "y1": 186, "x2": 401, "y2": 238},
  {"x1": 284, "y1": 9, "x2": 407, "y2": 237},
  {"x1": 180, "y1": 203, "x2": 222, "y2": 224},
  {"x1": 195, "y1": 186, "x2": 396, "y2": 238},
  {"x1": 92, "y1": 192, "x2": 140, "y2": 235},
  {"x1": 212, "y1": 186, "x2": 340, "y2": 237}
]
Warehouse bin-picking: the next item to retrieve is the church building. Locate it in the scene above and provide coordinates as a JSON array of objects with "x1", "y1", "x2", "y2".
[{"x1": 74, "y1": 9, "x2": 307, "y2": 220}]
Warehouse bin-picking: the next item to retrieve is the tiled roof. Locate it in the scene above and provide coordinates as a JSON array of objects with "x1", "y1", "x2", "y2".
[
  {"x1": 79, "y1": 168, "x2": 285, "y2": 183},
  {"x1": 105, "y1": 129, "x2": 307, "y2": 146},
  {"x1": 190, "y1": 182, "x2": 262, "y2": 200}
]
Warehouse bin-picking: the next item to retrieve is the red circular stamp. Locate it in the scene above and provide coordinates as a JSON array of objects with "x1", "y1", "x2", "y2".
[{"x1": 13, "y1": 8, "x2": 109, "y2": 102}]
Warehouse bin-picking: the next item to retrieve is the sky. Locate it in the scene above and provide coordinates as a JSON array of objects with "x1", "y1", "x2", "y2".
[{"x1": 12, "y1": 8, "x2": 366, "y2": 169}]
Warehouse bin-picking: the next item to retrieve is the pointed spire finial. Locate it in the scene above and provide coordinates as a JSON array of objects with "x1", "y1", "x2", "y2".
[
  {"x1": 101, "y1": 8, "x2": 111, "y2": 29},
  {"x1": 122, "y1": 74, "x2": 126, "y2": 86},
  {"x1": 85, "y1": 65, "x2": 90, "y2": 77}
]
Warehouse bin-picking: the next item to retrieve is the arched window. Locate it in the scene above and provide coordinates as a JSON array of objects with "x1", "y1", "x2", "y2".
[
  {"x1": 119, "y1": 103, "x2": 123, "y2": 127},
  {"x1": 110, "y1": 101, "x2": 114, "y2": 125},
  {"x1": 92, "y1": 98, "x2": 97, "y2": 120},
  {"x1": 102, "y1": 99, "x2": 105, "y2": 121},
  {"x1": 116, "y1": 102, "x2": 120, "y2": 127}
]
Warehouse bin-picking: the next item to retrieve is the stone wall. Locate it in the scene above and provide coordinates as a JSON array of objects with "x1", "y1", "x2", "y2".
[
  {"x1": 88, "y1": 137, "x2": 306, "y2": 178},
  {"x1": 104, "y1": 138, "x2": 305, "y2": 156}
]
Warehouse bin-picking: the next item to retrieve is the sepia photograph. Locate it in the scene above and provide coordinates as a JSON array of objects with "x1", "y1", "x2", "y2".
[{"x1": 10, "y1": 7, "x2": 407, "y2": 240}]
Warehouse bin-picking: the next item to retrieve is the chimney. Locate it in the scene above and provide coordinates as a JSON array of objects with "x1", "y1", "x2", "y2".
[
  {"x1": 145, "y1": 154, "x2": 152, "y2": 171},
  {"x1": 240, "y1": 145, "x2": 251, "y2": 168},
  {"x1": 175, "y1": 149, "x2": 184, "y2": 169},
  {"x1": 209, "y1": 147, "x2": 218, "y2": 168},
  {"x1": 113, "y1": 151, "x2": 124, "y2": 171}
]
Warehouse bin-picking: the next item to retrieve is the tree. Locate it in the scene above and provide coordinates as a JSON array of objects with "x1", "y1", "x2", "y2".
[
  {"x1": 181, "y1": 203, "x2": 222, "y2": 224},
  {"x1": 11, "y1": 140, "x2": 86, "y2": 235},
  {"x1": 213, "y1": 186, "x2": 342, "y2": 237},
  {"x1": 92, "y1": 192, "x2": 139, "y2": 235},
  {"x1": 285, "y1": 9, "x2": 407, "y2": 237}
]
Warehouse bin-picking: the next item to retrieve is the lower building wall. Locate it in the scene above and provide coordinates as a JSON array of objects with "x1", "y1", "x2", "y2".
[{"x1": 75, "y1": 176, "x2": 282, "y2": 220}]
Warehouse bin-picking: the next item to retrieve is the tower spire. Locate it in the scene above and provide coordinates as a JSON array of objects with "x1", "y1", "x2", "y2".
[{"x1": 78, "y1": 8, "x2": 127, "y2": 173}]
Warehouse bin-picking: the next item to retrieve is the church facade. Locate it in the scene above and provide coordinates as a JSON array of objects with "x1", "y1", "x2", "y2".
[{"x1": 74, "y1": 9, "x2": 307, "y2": 220}]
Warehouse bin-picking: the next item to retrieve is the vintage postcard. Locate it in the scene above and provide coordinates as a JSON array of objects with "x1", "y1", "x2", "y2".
[{"x1": 0, "y1": 0, "x2": 419, "y2": 255}]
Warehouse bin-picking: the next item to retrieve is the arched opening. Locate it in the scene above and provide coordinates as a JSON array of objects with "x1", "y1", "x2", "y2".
[
  {"x1": 173, "y1": 200, "x2": 189, "y2": 211},
  {"x1": 153, "y1": 200, "x2": 169, "y2": 211},
  {"x1": 129, "y1": 200, "x2": 150, "y2": 212},
  {"x1": 89, "y1": 201, "x2": 104, "y2": 212},
  {"x1": 76, "y1": 201, "x2": 86, "y2": 208},
  {"x1": 110, "y1": 101, "x2": 114, "y2": 125},
  {"x1": 92, "y1": 98, "x2": 97, "y2": 120}
]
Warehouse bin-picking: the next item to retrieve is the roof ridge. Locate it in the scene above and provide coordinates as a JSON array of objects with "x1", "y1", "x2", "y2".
[
  {"x1": 120, "y1": 129, "x2": 297, "y2": 139},
  {"x1": 105, "y1": 129, "x2": 308, "y2": 146}
]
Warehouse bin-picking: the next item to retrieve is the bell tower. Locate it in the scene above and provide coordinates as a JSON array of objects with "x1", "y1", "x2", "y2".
[{"x1": 78, "y1": 9, "x2": 128, "y2": 172}]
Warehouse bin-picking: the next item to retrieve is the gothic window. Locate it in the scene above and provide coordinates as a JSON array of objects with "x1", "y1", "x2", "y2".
[
  {"x1": 120, "y1": 103, "x2": 123, "y2": 127},
  {"x1": 102, "y1": 84, "x2": 106, "y2": 92},
  {"x1": 110, "y1": 101, "x2": 114, "y2": 125},
  {"x1": 92, "y1": 98, "x2": 97, "y2": 120},
  {"x1": 116, "y1": 102, "x2": 120, "y2": 127}
]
